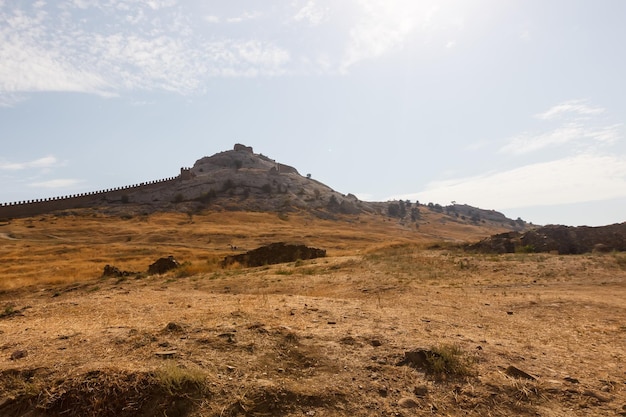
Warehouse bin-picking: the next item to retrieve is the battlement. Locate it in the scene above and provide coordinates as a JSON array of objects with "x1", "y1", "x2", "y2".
[
  {"x1": 0, "y1": 168, "x2": 192, "y2": 219},
  {"x1": 180, "y1": 167, "x2": 195, "y2": 180}
]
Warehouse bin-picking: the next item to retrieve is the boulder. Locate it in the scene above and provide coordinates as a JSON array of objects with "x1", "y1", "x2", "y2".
[
  {"x1": 397, "y1": 348, "x2": 440, "y2": 370},
  {"x1": 148, "y1": 256, "x2": 180, "y2": 274}
]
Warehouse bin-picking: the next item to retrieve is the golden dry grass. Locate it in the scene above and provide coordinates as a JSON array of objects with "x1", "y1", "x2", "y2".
[
  {"x1": 0, "y1": 208, "x2": 501, "y2": 290},
  {"x1": 1, "y1": 209, "x2": 625, "y2": 416}
]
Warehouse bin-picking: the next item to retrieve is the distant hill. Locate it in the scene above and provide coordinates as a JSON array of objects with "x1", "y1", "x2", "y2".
[{"x1": 0, "y1": 144, "x2": 529, "y2": 233}]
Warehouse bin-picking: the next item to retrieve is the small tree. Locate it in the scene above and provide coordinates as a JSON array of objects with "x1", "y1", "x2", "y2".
[
  {"x1": 388, "y1": 202, "x2": 400, "y2": 218},
  {"x1": 398, "y1": 200, "x2": 407, "y2": 218},
  {"x1": 196, "y1": 189, "x2": 216, "y2": 204},
  {"x1": 410, "y1": 207, "x2": 421, "y2": 222}
]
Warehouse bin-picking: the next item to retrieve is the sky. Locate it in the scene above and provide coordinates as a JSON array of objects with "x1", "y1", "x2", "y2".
[{"x1": 1, "y1": 0, "x2": 625, "y2": 226}]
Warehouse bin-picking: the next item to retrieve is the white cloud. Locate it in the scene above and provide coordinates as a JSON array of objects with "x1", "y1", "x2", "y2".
[
  {"x1": 341, "y1": 0, "x2": 423, "y2": 72},
  {"x1": 234, "y1": 40, "x2": 291, "y2": 69},
  {"x1": 0, "y1": 1, "x2": 475, "y2": 96},
  {"x1": 226, "y1": 11, "x2": 263, "y2": 24},
  {"x1": 0, "y1": 92, "x2": 27, "y2": 107},
  {"x1": 0, "y1": 3, "x2": 292, "y2": 100},
  {"x1": 411, "y1": 154, "x2": 626, "y2": 210},
  {"x1": 293, "y1": 0, "x2": 328, "y2": 26},
  {"x1": 92, "y1": 33, "x2": 204, "y2": 92},
  {"x1": 28, "y1": 179, "x2": 84, "y2": 189},
  {"x1": 499, "y1": 123, "x2": 620, "y2": 155},
  {"x1": 401, "y1": 99, "x2": 625, "y2": 212},
  {"x1": 203, "y1": 15, "x2": 220, "y2": 24},
  {"x1": 535, "y1": 99, "x2": 604, "y2": 121},
  {"x1": 0, "y1": 5, "x2": 112, "y2": 97},
  {"x1": 144, "y1": 0, "x2": 177, "y2": 11},
  {"x1": 339, "y1": 0, "x2": 463, "y2": 72},
  {"x1": 0, "y1": 156, "x2": 61, "y2": 171},
  {"x1": 64, "y1": 0, "x2": 175, "y2": 12},
  {"x1": 500, "y1": 100, "x2": 621, "y2": 154}
]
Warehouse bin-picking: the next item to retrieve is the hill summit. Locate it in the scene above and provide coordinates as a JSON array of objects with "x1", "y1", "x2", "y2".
[{"x1": 168, "y1": 143, "x2": 367, "y2": 216}]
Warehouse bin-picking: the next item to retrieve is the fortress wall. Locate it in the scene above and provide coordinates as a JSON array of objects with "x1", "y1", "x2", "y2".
[{"x1": 0, "y1": 176, "x2": 180, "y2": 219}]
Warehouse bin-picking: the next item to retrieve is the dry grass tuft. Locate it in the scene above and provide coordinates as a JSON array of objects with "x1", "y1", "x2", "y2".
[
  {"x1": 153, "y1": 362, "x2": 209, "y2": 396},
  {"x1": 427, "y1": 344, "x2": 476, "y2": 379}
]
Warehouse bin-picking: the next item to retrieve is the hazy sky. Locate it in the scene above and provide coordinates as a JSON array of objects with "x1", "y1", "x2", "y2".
[{"x1": 1, "y1": 0, "x2": 625, "y2": 226}]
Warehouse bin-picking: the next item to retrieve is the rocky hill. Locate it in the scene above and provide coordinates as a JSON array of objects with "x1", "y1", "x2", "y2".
[
  {"x1": 0, "y1": 144, "x2": 528, "y2": 232},
  {"x1": 109, "y1": 144, "x2": 528, "y2": 229},
  {"x1": 163, "y1": 144, "x2": 368, "y2": 217}
]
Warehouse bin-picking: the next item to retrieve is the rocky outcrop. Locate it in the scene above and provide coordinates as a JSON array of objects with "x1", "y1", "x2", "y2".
[
  {"x1": 467, "y1": 223, "x2": 626, "y2": 254},
  {"x1": 102, "y1": 265, "x2": 137, "y2": 278},
  {"x1": 234, "y1": 144, "x2": 253, "y2": 153},
  {"x1": 221, "y1": 242, "x2": 326, "y2": 267},
  {"x1": 148, "y1": 256, "x2": 180, "y2": 274},
  {"x1": 276, "y1": 163, "x2": 298, "y2": 175}
]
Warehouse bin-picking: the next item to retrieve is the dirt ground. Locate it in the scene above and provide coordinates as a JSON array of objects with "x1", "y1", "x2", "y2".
[{"x1": 1, "y1": 212, "x2": 625, "y2": 416}]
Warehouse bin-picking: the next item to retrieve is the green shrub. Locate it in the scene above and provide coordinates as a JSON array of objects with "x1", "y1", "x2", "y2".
[{"x1": 517, "y1": 244, "x2": 536, "y2": 253}]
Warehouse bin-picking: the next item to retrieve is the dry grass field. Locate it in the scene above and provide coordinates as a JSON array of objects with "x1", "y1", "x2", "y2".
[{"x1": 1, "y1": 209, "x2": 625, "y2": 416}]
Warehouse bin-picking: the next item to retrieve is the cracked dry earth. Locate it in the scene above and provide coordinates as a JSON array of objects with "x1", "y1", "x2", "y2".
[{"x1": 1, "y1": 249, "x2": 626, "y2": 416}]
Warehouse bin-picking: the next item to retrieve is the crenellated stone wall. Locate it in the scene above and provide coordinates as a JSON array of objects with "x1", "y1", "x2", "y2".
[{"x1": 0, "y1": 171, "x2": 189, "y2": 219}]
